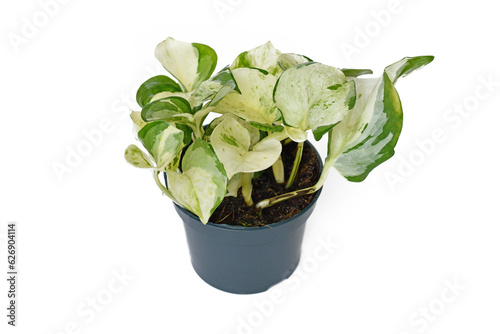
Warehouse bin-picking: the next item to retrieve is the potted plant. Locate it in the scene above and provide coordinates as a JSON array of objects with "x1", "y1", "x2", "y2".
[{"x1": 125, "y1": 37, "x2": 433, "y2": 294}]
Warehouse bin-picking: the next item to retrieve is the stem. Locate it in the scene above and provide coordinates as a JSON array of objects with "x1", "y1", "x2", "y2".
[
  {"x1": 241, "y1": 172, "x2": 254, "y2": 206},
  {"x1": 153, "y1": 170, "x2": 177, "y2": 203},
  {"x1": 272, "y1": 156, "x2": 285, "y2": 184},
  {"x1": 286, "y1": 142, "x2": 304, "y2": 188},
  {"x1": 256, "y1": 159, "x2": 333, "y2": 210}
]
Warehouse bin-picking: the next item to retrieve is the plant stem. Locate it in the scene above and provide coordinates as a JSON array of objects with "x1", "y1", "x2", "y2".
[
  {"x1": 286, "y1": 142, "x2": 304, "y2": 188},
  {"x1": 153, "y1": 170, "x2": 177, "y2": 203},
  {"x1": 241, "y1": 172, "x2": 254, "y2": 206},
  {"x1": 272, "y1": 156, "x2": 285, "y2": 184},
  {"x1": 256, "y1": 159, "x2": 333, "y2": 210}
]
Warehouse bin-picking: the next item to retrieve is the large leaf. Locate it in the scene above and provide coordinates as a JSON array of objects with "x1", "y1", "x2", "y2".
[
  {"x1": 274, "y1": 62, "x2": 356, "y2": 142},
  {"x1": 155, "y1": 38, "x2": 217, "y2": 92},
  {"x1": 211, "y1": 115, "x2": 282, "y2": 179},
  {"x1": 166, "y1": 139, "x2": 227, "y2": 224},
  {"x1": 137, "y1": 121, "x2": 185, "y2": 170},
  {"x1": 231, "y1": 41, "x2": 282, "y2": 76},
  {"x1": 136, "y1": 75, "x2": 182, "y2": 108},
  {"x1": 329, "y1": 56, "x2": 434, "y2": 181},
  {"x1": 141, "y1": 96, "x2": 193, "y2": 123},
  {"x1": 208, "y1": 68, "x2": 281, "y2": 128}
]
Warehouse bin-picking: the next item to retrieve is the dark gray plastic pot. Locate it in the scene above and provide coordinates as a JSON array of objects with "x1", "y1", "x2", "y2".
[{"x1": 173, "y1": 141, "x2": 322, "y2": 294}]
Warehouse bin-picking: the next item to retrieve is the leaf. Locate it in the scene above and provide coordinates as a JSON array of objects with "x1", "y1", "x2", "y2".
[
  {"x1": 189, "y1": 65, "x2": 241, "y2": 108},
  {"x1": 166, "y1": 139, "x2": 227, "y2": 224},
  {"x1": 231, "y1": 41, "x2": 283, "y2": 76},
  {"x1": 274, "y1": 62, "x2": 356, "y2": 141},
  {"x1": 138, "y1": 121, "x2": 185, "y2": 170},
  {"x1": 136, "y1": 75, "x2": 182, "y2": 108},
  {"x1": 278, "y1": 53, "x2": 312, "y2": 71},
  {"x1": 155, "y1": 37, "x2": 217, "y2": 92},
  {"x1": 341, "y1": 68, "x2": 373, "y2": 77},
  {"x1": 211, "y1": 115, "x2": 282, "y2": 179},
  {"x1": 130, "y1": 111, "x2": 147, "y2": 129},
  {"x1": 124, "y1": 145, "x2": 154, "y2": 168},
  {"x1": 226, "y1": 173, "x2": 242, "y2": 197},
  {"x1": 329, "y1": 56, "x2": 434, "y2": 182},
  {"x1": 141, "y1": 96, "x2": 193, "y2": 123},
  {"x1": 208, "y1": 68, "x2": 281, "y2": 128}
]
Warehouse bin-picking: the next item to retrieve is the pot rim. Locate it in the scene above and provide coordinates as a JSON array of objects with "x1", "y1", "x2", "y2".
[{"x1": 174, "y1": 140, "x2": 324, "y2": 231}]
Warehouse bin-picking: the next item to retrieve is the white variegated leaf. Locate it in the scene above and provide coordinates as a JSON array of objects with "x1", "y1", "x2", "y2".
[
  {"x1": 231, "y1": 41, "x2": 282, "y2": 76},
  {"x1": 211, "y1": 115, "x2": 281, "y2": 179},
  {"x1": 274, "y1": 62, "x2": 356, "y2": 141},
  {"x1": 208, "y1": 68, "x2": 281, "y2": 127},
  {"x1": 278, "y1": 53, "x2": 312, "y2": 71},
  {"x1": 226, "y1": 173, "x2": 243, "y2": 197},
  {"x1": 167, "y1": 139, "x2": 227, "y2": 224},
  {"x1": 124, "y1": 145, "x2": 154, "y2": 169}
]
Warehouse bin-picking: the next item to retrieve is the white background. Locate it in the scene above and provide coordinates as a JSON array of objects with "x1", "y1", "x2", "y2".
[{"x1": 1, "y1": 0, "x2": 499, "y2": 333}]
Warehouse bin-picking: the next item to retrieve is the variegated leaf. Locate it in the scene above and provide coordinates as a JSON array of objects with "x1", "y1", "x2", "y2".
[
  {"x1": 278, "y1": 53, "x2": 312, "y2": 71},
  {"x1": 189, "y1": 65, "x2": 241, "y2": 108},
  {"x1": 136, "y1": 75, "x2": 182, "y2": 108},
  {"x1": 141, "y1": 96, "x2": 193, "y2": 123},
  {"x1": 155, "y1": 37, "x2": 217, "y2": 92},
  {"x1": 208, "y1": 68, "x2": 281, "y2": 128},
  {"x1": 274, "y1": 62, "x2": 356, "y2": 142},
  {"x1": 124, "y1": 144, "x2": 154, "y2": 169},
  {"x1": 231, "y1": 41, "x2": 282, "y2": 76},
  {"x1": 329, "y1": 56, "x2": 434, "y2": 181},
  {"x1": 211, "y1": 115, "x2": 282, "y2": 179},
  {"x1": 138, "y1": 121, "x2": 185, "y2": 170},
  {"x1": 166, "y1": 139, "x2": 227, "y2": 224}
]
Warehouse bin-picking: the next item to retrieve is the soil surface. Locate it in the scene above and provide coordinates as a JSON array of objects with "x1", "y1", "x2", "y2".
[{"x1": 210, "y1": 141, "x2": 321, "y2": 227}]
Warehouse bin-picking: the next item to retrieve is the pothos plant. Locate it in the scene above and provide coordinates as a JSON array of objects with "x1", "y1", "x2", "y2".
[{"x1": 125, "y1": 37, "x2": 433, "y2": 224}]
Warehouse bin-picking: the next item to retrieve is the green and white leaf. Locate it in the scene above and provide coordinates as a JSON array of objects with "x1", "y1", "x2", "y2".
[
  {"x1": 226, "y1": 173, "x2": 242, "y2": 197},
  {"x1": 136, "y1": 75, "x2": 182, "y2": 108},
  {"x1": 189, "y1": 65, "x2": 241, "y2": 108},
  {"x1": 155, "y1": 37, "x2": 217, "y2": 92},
  {"x1": 274, "y1": 62, "x2": 356, "y2": 142},
  {"x1": 124, "y1": 144, "x2": 154, "y2": 169},
  {"x1": 328, "y1": 56, "x2": 435, "y2": 181},
  {"x1": 278, "y1": 53, "x2": 312, "y2": 71},
  {"x1": 152, "y1": 91, "x2": 192, "y2": 104},
  {"x1": 141, "y1": 96, "x2": 193, "y2": 123},
  {"x1": 138, "y1": 121, "x2": 185, "y2": 171},
  {"x1": 166, "y1": 139, "x2": 227, "y2": 224},
  {"x1": 208, "y1": 68, "x2": 281, "y2": 128},
  {"x1": 211, "y1": 115, "x2": 282, "y2": 179},
  {"x1": 231, "y1": 41, "x2": 282, "y2": 76},
  {"x1": 341, "y1": 68, "x2": 373, "y2": 78}
]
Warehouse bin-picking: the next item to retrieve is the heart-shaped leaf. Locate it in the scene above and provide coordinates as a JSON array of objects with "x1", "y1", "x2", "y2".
[
  {"x1": 141, "y1": 96, "x2": 193, "y2": 123},
  {"x1": 136, "y1": 75, "x2": 182, "y2": 108},
  {"x1": 211, "y1": 115, "x2": 282, "y2": 179},
  {"x1": 274, "y1": 62, "x2": 356, "y2": 142},
  {"x1": 166, "y1": 139, "x2": 227, "y2": 224},
  {"x1": 138, "y1": 121, "x2": 185, "y2": 171},
  {"x1": 231, "y1": 41, "x2": 282, "y2": 76},
  {"x1": 155, "y1": 37, "x2": 217, "y2": 92},
  {"x1": 329, "y1": 56, "x2": 435, "y2": 181}
]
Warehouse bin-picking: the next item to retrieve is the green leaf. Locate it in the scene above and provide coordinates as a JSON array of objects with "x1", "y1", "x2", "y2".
[
  {"x1": 138, "y1": 121, "x2": 185, "y2": 170},
  {"x1": 274, "y1": 62, "x2": 356, "y2": 142},
  {"x1": 136, "y1": 75, "x2": 182, "y2": 108},
  {"x1": 141, "y1": 96, "x2": 193, "y2": 123},
  {"x1": 231, "y1": 41, "x2": 283, "y2": 76},
  {"x1": 341, "y1": 68, "x2": 373, "y2": 77},
  {"x1": 208, "y1": 68, "x2": 281, "y2": 128},
  {"x1": 211, "y1": 115, "x2": 282, "y2": 179},
  {"x1": 155, "y1": 37, "x2": 217, "y2": 92},
  {"x1": 277, "y1": 53, "x2": 312, "y2": 71},
  {"x1": 124, "y1": 145, "x2": 154, "y2": 168},
  {"x1": 329, "y1": 56, "x2": 434, "y2": 182},
  {"x1": 167, "y1": 139, "x2": 227, "y2": 224}
]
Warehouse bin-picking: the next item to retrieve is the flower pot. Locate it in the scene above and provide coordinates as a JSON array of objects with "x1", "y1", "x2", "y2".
[{"x1": 173, "y1": 141, "x2": 323, "y2": 294}]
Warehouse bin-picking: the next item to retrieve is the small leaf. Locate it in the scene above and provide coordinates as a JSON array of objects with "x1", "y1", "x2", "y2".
[
  {"x1": 155, "y1": 37, "x2": 217, "y2": 92},
  {"x1": 341, "y1": 68, "x2": 373, "y2": 77},
  {"x1": 274, "y1": 62, "x2": 356, "y2": 141},
  {"x1": 167, "y1": 139, "x2": 227, "y2": 224},
  {"x1": 231, "y1": 41, "x2": 283, "y2": 76},
  {"x1": 329, "y1": 56, "x2": 434, "y2": 181},
  {"x1": 124, "y1": 145, "x2": 154, "y2": 168},
  {"x1": 138, "y1": 121, "x2": 185, "y2": 170},
  {"x1": 278, "y1": 53, "x2": 312, "y2": 71},
  {"x1": 189, "y1": 65, "x2": 241, "y2": 108},
  {"x1": 141, "y1": 96, "x2": 193, "y2": 123},
  {"x1": 136, "y1": 75, "x2": 182, "y2": 108},
  {"x1": 211, "y1": 115, "x2": 282, "y2": 179}
]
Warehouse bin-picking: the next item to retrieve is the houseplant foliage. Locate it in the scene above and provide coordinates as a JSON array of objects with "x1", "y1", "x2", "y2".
[{"x1": 125, "y1": 37, "x2": 434, "y2": 224}]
